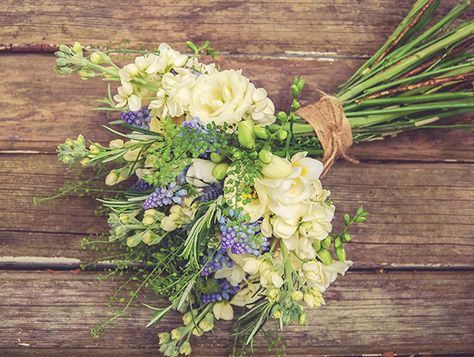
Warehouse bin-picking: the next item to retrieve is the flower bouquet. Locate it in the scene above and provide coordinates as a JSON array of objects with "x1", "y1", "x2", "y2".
[{"x1": 52, "y1": 0, "x2": 473, "y2": 355}]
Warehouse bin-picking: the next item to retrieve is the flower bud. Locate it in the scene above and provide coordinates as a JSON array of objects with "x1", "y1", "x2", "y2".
[
  {"x1": 213, "y1": 301, "x2": 234, "y2": 320},
  {"x1": 276, "y1": 129, "x2": 287, "y2": 141},
  {"x1": 182, "y1": 312, "x2": 192, "y2": 326},
  {"x1": 271, "y1": 308, "x2": 282, "y2": 319},
  {"x1": 143, "y1": 209, "x2": 161, "y2": 226},
  {"x1": 258, "y1": 149, "x2": 273, "y2": 164},
  {"x1": 291, "y1": 99, "x2": 300, "y2": 112},
  {"x1": 198, "y1": 313, "x2": 214, "y2": 332},
  {"x1": 119, "y1": 212, "x2": 136, "y2": 224},
  {"x1": 105, "y1": 170, "x2": 120, "y2": 186},
  {"x1": 73, "y1": 42, "x2": 83, "y2": 56},
  {"x1": 89, "y1": 144, "x2": 101, "y2": 154},
  {"x1": 237, "y1": 119, "x2": 256, "y2": 149},
  {"x1": 179, "y1": 341, "x2": 192, "y2": 356},
  {"x1": 109, "y1": 139, "x2": 124, "y2": 149},
  {"x1": 254, "y1": 125, "x2": 269, "y2": 139},
  {"x1": 212, "y1": 162, "x2": 229, "y2": 181},
  {"x1": 123, "y1": 147, "x2": 141, "y2": 162},
  {"x1": 299, "y1": 312, "x2": 307, "y2": 324},
  {"x1": 261, "y1": 155, "x2": 292, "y2": 179},
  {"x1": 291, "y1": 84, "x2": 300, "y2": 99},
  {"x1": 342, "y1": 231, "x2": 352, "y2": 242},
  {"x1": 158, "y1": 332, "x2": 170, "y2": 345},
  {"x1": 210, "y1": 152, "x2": 224, "y2": 163},
  {"x1": 334, "y1": 237, "x2": 343, "y2": 248},
  {"x1": 267, "y1": 288, "x2": 280, "y2": 303},
  {"x1": 321, "y1": 236, "x2": 332, "y2": 249},
  {"x1": 192, "y1": 328, "x2": 204, "y2": 337},
  {"x1": 317, "y1": 248, "x2": 333, "y2": 265},
  {"x1": 276, "y1": 111, "x2": 288, "y2": 122},
  {"x1": 171, "y1": 327, "x2": 183, "y2": 340},
  {"x1": 80, "y1": 158, "x2": 91, "y2": 167},
  {"x1": 143, "y1": 229, "x2": 162, "y2": 245},
  {"x1": 335, "y1": 247, "x2": 346, "y2": 261},
  {"x1": 90, "y1": 51, "x2": 110, "y2": 64},
  {"x1": 79, "y1": 68, "x2": 96, "y2": 79},
  {"x1": 291, "y1": 291, "x2": 304, "y2": 302}
]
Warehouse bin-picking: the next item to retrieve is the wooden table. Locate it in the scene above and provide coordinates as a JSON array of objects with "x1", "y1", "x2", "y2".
[{"x1": 1, "y1": 1, "x2": 473, "y2": 356}]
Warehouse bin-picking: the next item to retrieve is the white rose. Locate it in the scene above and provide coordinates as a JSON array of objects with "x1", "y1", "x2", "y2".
[
  {"x1": 186, "y1": 159, "x2": 218, "y2": 188},
  {"x1": 189, "y1": 69, "x2": 255, "y2": 126}
]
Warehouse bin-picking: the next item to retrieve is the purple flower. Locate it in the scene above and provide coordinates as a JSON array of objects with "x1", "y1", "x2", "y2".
[
  {"x1": 201, "y1": 280, "x2": 240, "y2": 304},
  {"x1": 201, "y1": 249, "x2": 233, "y2": 277},
  {"x1": 143, "y1": 182, "x2": 186, "y2": 209},
  {"x1": 120, "y1": 107, "x2": 151, "y2": 129}
]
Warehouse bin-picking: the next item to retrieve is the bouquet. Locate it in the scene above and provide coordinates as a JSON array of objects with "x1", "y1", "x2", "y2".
[{"x1": 52, "y1": 0, "x2": 473, "y2": 355}]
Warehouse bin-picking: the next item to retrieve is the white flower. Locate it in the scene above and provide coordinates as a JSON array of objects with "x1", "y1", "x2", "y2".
[
  {"x1": 213, "y1": 301, "x2": 234, "y2": 320},
  {"x1": 149, "y1": 68, "x2": 196, "y2": 117},
  {"x1": 160, "y1": 199, "x2": 195, "y2": 232},
  {"x1": 186, "y1": 159, "x2": 218, "y2": 188},
  {"x1": 230, "y1": 282, "x2": 260, "y2": 307},
  {"x1": 114, "y1": 80, "x2": 142, "y2": 111},
  {"x1": 301, "y1": 260, "x2": 327, "y2": 286},
  {"x1": 246, "y1": 87, "x2": 275, "y2": 125},
  {"x1": 146, "y1": 43, "x2": 188, "y2": 74},
  {"x1": 214, "y1": 263, "x2": 245, "y2": 286},
  {"x1": 189, "y1": 69, "x2": 256, "y2": 126}
]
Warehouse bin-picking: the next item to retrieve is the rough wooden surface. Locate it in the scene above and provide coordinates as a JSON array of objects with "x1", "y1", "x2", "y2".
[
  {"x1": 1, "y1": 271, "x2": 474, "y2": 356},
  {"x1": 0, "y1": 0, "x2": 472, "y2": 55},
  {"x1": 1, "y1": 154, "x2": 473, "y2": 268},
  {"x1": 1, "y1": 0, "x2": 474, "y2": 355}
]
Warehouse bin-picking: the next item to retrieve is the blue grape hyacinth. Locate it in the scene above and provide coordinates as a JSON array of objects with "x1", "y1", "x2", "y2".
[
  {"x1": 143, "y1": 182, "x2": 186, "y2": 209},
  {"x1": 219, "y1": 211, "x2": 269, "y2": 256},
  {"x1": 201, "y1": 249, "x2": 233, "y2": 277},
  {"x1": 201, "y1": 279, "x2": 240, "y2": 304},
  {"x1": 120, "y1": 107, "x2": 151, "y2": 129}
]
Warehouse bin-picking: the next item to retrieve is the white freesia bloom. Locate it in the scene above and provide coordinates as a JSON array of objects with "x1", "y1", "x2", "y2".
[
  {"x1": 186, "y1": 159, "x2": 218, "y2": 188},
  {"x1": 230, "y1": 282, "x2": 260, "y2": 307},
  {"x1": 214, "y1": 263, "x2": 246, "y2": 286},
  {"x1": 114, "y1": 80, "x2": 142, "y2": 111},
  {"x1": 254, "y1": 152, "x2": 334, "y2": 258},
  {"x1": 146, "y1": 43, "x2": 188, "y2": 74},
  {"x1": 189, "y1": 69, "x2": 274, "y2": 126},
  {"x1": 149, "y1": 68, "x2": 196, "y2": 117},
  {"x1": 213, "y1": 301, "x2": 234, "y2": 320}
]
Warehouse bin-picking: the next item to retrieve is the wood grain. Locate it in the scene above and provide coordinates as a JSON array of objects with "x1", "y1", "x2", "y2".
[
  {"x1": 0, "y1": 0, "x2": 471, "y2": 56},
  {"x1": 0, "y1": 54, "x2": 473, "y2": 161},
  {"x1": 1, "y1": 270, "x2": 473, "y2": 356},
  {"x1": 1, "y1": 154, "x2": 473, "y2": 268}
]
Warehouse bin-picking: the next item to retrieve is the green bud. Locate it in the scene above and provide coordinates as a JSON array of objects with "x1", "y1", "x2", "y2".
[
  {"x1": 143, "y1": 229, "x2": 163, "y2": 245},
  {"x1": 73, "y1": 42, "x2": 83, "y2": 56},
  {"x1": 237, "y1": 119, "x2": 255, "y2": 149},
  {"x1": 254, "y1": 125, "x2": 269, "y2": 139},
  {"x1": 90, "y1": 51, "x2": 110, "y2": 64},
  {"x1": 276, "y1": 111, "x2": 288, "y2": 122},
  {"x1": 55, "y1": 57, "x2": 69, "y2": 67},
  {"x1": 277, "y1": 129, "x2": 288, "y2": 141},
  {"x1": 343, "y1": 213, "x2": 351, "y2": 225},
  {"x1": 89, "y1": 144, "x2": 101, "y2": 154},
  {"x1": 299, "y1": 312, "x2": 307, "y2": 324},
  {"x1": 321, "y1": 236, "x2": 332, "y2": 249},
  {"x1": 55, "y1": 66, "x2": 74, "y2": 75},
  {"x1": 179, "y1": 341, "x2": 192, "y2": 356},
  {"x1": 335, "y1": 247, "x2": 346, "y2": 261},
  {"x1": 291, "y1": 99, "x2": 301, "y2": 112},
  {"x1": 210, "y1": 152, "x2": 224, "y2": 163},
  {"x1": 258, "y1": 149, "x2": 273, "y2": 164},
  {"x1": 143, "y1": 209, "x2": 161, "y2": 226},
  {"x1": 334, "y1": 237, "x2": 343, "y2": 249},
  {"x1": 231, "y1": 149, "x2": 243, "y2": 160},
  {"x1": 80, "y1": 158, "x2": 91, "y2": 167},
  {"x1": 79, "y1": 68, "x2": 95, "y2": 80},
  {"x1": 171, "y1": 327, "x2": 183, "y2": 340},
  {"x1": 317, "y1": 248, "x2": 333, "y2": 265},
  {"x1": 312, "y1": 240, "x2": 321, "y2": 252},
  {"x1": 342, "y1": 231, "x2": 351, "y2": 242},
  {"x1": 158, "y1": 332, "x2": 170, "y2": 345},
  {"x1": 212, "y1": 162, "x2": 229, "y2": 181},
  {"x1": 291, "y1": 84, "x2": 300, "y2": 98},
  {"x1": 182, "y1": 312, "x2": 192, "y2": 326},
  {"x1": 354, "y1": 215, "x2": 367, "y2": 223},
  {"x1": 58, "y1": 44, "x2": 72, "y2": 54}
]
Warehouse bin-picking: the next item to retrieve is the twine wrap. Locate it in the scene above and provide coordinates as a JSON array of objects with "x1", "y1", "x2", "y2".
[{"x1": 297, "y1": 92, "x2": 358, "y2": 176}]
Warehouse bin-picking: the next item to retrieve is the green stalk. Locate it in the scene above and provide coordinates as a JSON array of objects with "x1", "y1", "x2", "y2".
[{"x1": 339, "y1": 22, "x2": 474, "y2": 102}]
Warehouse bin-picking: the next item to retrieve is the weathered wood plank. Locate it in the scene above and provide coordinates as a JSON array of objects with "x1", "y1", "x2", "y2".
[
  {"x1": 1, "y1": 270, "x2": 473, "y2": 356},
  {"x1": 0, "y1": 54, "x2": 473, "y2": 161},
  {"x1": 0, "y1": 0, "x2": 471, "y2": 56},
  {"x1": 1, "y1": 154, "x2": 473, "y2": 268}
]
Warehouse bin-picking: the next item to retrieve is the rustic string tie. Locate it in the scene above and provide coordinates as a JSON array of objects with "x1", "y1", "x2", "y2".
[{"x1": 297, "y1": 90, "x2": 359, "y2": 177}]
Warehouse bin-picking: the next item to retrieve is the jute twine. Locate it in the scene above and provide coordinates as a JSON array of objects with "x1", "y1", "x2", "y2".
[{"x1": 297, "y1": 91, "x2": 358, "y2": 177}]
